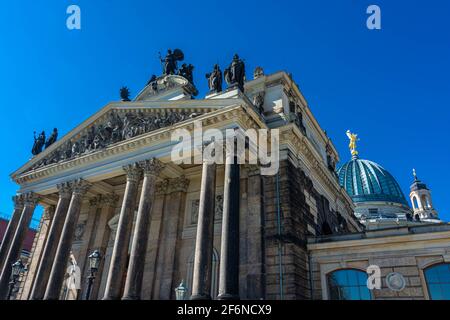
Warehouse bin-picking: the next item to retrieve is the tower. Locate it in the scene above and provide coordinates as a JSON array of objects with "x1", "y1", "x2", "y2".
[{"x1": 409, "y1": 169, "x2": 438, "y2": 221}]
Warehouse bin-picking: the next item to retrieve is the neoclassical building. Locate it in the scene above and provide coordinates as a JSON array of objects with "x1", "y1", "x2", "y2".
[{"x1": 0, "y1": 58, "x2": 448, "y2": 300}]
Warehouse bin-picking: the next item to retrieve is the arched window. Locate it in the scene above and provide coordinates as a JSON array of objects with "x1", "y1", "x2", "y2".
[
  {"x1": 412, "y1": 196, "x2": 419, "y2": 209},
  {"x1": 186, "y1": 249, "x2": 219, "y2": 299},
  {"x1": 421, "y1": 195, "x2": 430, "y2": 209},
  {"x1": 424, "y1": 263, "x2": 450, "y2": 300},
  {"x1": 327, "y1": 269, "x2": 371, "y2": 300}
]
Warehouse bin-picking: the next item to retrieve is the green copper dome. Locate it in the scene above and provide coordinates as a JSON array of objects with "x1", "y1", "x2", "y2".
[{"x1": 337, "y1": 157, "x2": 409, "y2": 206}]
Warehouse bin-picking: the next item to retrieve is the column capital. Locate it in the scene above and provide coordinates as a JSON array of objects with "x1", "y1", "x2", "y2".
[
  {"x1": 12, "y1": 194, "x2": 25, "y2": 210},
  {"x1": 123, "y1": 163, "x2": 143, "y2": 183},
  {"x1": 89, "y1": 195, "x2": 101, "y2": 207},
  {"x1": 24, "y1": 192, "x2": 40, "y2": 207},
  {"x1": 57, "y1": 181, "x2": 73, "y2": 198},
  {"x1": 139, "y1": 158, "x2": 165, "y2": 177},
  {"x1": 43, "y1": 205, "x2": 56, "y2": 220},
  {"x1": 100, "y1": 193, "x2": 119, "y2": 207},
  {"x1": 70, "y1": 179, "x2": 92, "y2": 196},
  {"x1": 168, "y1": 175, "x2": 190, "y2": 193},
  {"x1": 155, "y1": 179, "x2": 170, "y2": 195},
  {"x1": 245, "y1": 164, "x2": 260, "y2": 177}
]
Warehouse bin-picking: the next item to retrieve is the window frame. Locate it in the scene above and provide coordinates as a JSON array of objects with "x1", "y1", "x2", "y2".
[{"x1": 326, "y1": 268, "x2": 372, "y2": 300}]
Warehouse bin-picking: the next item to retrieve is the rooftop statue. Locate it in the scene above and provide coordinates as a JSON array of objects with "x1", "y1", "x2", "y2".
[
  {"x1": 32, "y1": 131, "x2": 46, "y2": 156},
  {"x1": 346, "y1": 130, "x2": 359, "y2": 156},
  {"x1": 120, "y1": 86, "x2": 131, "y2": 101},
  {"x1": 178, "y1": 63, "x2": 194, "y2": 85},
  {"x1": 206, "y1": 64, "x2": 222, "y2": 93},
  {"x1": 159, "y1": 49, "x2": 184, "y2": 75},
  {"x1": 224, "y1": 54, "x2": 245, "y2": 92},
  {"x1": 45, "y1": 128, "x2": 58, "y2": 149}
]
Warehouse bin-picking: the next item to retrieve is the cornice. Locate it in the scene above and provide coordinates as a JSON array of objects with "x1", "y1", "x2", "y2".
[
  {"x1": 279, "y1": 124, "x2": 352, "y2": 210},
  {"x1": 13, "y1": 105, "x2": 262, "y2": 187}
]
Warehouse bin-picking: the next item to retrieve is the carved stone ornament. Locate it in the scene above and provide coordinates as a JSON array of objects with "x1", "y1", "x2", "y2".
[
  {"x1": 145, "y1": 74, "x2": 198, "y2": 98},
  {"x1": 123, "y1": 163, "x2": 143, "y2": 182},
  {"x1": 252, "y1": 92, "x2": 265, "y2": 114},
  {"x1": 100, "y1": 193, "x2": 119, "y2": 207},
  {"x1": 155, "y1": 179, "x2": 170, "y2": 195},
  {"x1": 43, "y1": 206, "x2": 56, "y2": 220},
  {"x1": 71, "y1": 179, "x2": 92, "y2": 196},
  {"x1": 140, "y1": 158, "x2": 165, "y2": 177},
  {"x1": 74, "y1": 221, "x2": 87, "y2": 241},
  {"x1": 57, "y1": 181, "x2": 73, "y2": 199},
  {"x1": 245, "y1": 164, "x2": 260, "y2": 177},
  {"x1": 253, "y1": 66, "x2": 264, "y2": 79},
  {"x1": 12, "y1": 194, "x2": 25, "y2": 210},
  {"x1": 386, "y1": 272, "x2": 406, "y2": 292},
  {"x1": 28, "y1": 108, "x2": 202, "y2": 172},
  {"x1": 23, "y1": 192, "x2": 40, "y2": 207},
  {"x1": 190, "y1": 195, "x2": 223, "y2": 225},
  {"x1": 168, "y1": 175, "x2": 190, "y2": 193}
]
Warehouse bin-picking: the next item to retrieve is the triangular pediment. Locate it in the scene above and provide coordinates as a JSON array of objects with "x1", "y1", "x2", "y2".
[
  {"x1": 134, "y1": 75, "x2": 198, "y2": 101},
  {"x1": 13, "y1": 101, "x2": 218, "y2": 178}
]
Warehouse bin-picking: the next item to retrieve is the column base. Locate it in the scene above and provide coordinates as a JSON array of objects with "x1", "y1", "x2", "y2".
[
  {"x1": 121, "y1": 295, "x2": 140, "y2": 300},
  {"x1": 217, "y1": 293, "x2": 240, "y2": 301},
  {"x1": 190, "y1": 294, "x2": 212, "y2": 300}
]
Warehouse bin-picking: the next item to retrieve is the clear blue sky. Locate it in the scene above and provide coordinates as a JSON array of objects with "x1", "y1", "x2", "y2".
[{"x1": 0, "y1": 0, "x2": 449, "y2": 223}]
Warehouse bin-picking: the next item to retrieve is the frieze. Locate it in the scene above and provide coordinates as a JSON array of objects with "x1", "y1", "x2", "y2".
[
  {"x1": 27, "y1": 109, "x2": 201, "y2": 172},
  {"x1": 190, "y1": 195, "x2": 223, "y2": 225}
]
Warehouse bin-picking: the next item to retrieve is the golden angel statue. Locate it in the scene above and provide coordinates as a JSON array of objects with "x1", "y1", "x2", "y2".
[{"x1": 346, "y1": 130, "x2": 359, "y2": 156}]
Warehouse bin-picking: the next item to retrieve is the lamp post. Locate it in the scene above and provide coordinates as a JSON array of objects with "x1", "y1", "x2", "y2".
[
  {"x1": 175, "y1": 280, "x2": 187, "y2": 300},
  {"x1": 85, "y1": 250, "x2": 101, "y2": 300},
  {"x1": 8, "y1": 260, "x2": 26, "y2": 300}
]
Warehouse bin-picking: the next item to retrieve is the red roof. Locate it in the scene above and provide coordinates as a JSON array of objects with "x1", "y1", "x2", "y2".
[{"x1": 0, "y1": 218, "x2": 37, "y2": 253}]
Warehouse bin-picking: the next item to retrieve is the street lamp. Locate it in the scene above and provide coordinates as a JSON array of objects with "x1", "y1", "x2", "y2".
[
  {"x1": 8, "y1": 260, "x2": 25, "y2": 300},
  {"x1": 175, "y1": 280, "x2": 187, "y2": 300},
  {"x1": 85, "y1": 250, "x2": 101, "y2": 300}
]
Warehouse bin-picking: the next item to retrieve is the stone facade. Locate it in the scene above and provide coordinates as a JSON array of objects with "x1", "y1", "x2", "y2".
[
  {"x1": 7, "y1": 70, "x2": 446, "y2": 301},
  {"x1": 308, "y1": 224, "x2": 450, "y2": 300}
]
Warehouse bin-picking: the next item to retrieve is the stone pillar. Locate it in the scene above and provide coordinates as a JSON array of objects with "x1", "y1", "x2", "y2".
[
  {"x1": 0, "y1": 192, "x2": 39, "y2": 300},
  {"x1": 29, "y1": 182, "x2": 72, "y2": 300},
  {"x1": 156, "y1": 176, "x2": 189, "y2": 299},
  {"x1": 102, "y1": 163, "x2": 142, "y2": 300},
  {"x1": 122, "y1": 158, "x2": 164, "y2": 300},
  {"x1": 82, "y1": 194, "x2": 118, "y2": 300},
  {"x1": 218, "y1": 150, "x2": 240, "y2": 300},
  {"x1": 0, "y1": 195, "x2": 25, "y2": 271},
  {"x1": 146, "y1": 179, "x2": 169, "y2": 299},
  {"x1": 44, "y1": 179, "x2": 91, "y2": 300},
  {"x1": 245, "y1": 166, "x2": 265, "y2": 299},
  {"x1": 20, "y1": 205, "x2": 55, "y2": 299},
  {"x1": 191, "y1": 160, "x2": 216, "y2": 300}
]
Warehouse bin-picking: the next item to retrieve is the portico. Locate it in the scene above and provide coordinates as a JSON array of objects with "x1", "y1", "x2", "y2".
[{"x1": 7, "y1": 66, "x2": 359, "y2": 300}]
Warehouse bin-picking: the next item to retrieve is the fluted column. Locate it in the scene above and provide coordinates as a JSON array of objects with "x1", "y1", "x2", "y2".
[
  {"x1": 20, "y1": 205, "x2": 55, "y2": 299},
  {"x1": 218, "y1": 149, "x2": 240, "y2": 300},
  {"x1": 83, "y1": 194, "x2": 118, "y2": 300},
  {"x1": 122, "y1": 158, "x2": 164, "y2": 300},
  {"x1": 30, "y1": 182, "x2": 72, "y2": 300},
  {"x1": 157, "y1": 176, "x2": 190, "y2": 299},
  {"x1": 0, "y1": 192, "x2": 39, "y2": 299},
  {"x1": 191, "y1": 159, "x2": 217, "y2": 300},
  {"x1": 0, "y1": 195, "x2": 24, "y2": 271},
  {"x1": 44, "y1": 179, "x2": 91, "y2": 300},
  {"x1": 103, "y1": 163, "x2": 142, "y2": 300}
]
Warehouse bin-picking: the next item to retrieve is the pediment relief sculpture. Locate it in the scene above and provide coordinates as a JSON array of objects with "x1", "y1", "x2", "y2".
[{"x1": 27, "y1": 108, "x2": 203, "y2": 172}]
